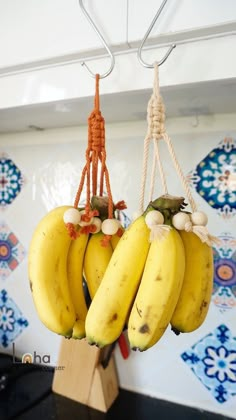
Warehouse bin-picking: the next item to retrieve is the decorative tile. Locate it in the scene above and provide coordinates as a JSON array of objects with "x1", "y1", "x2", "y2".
[
  {"x1": 188, "y1": 137, "x2": 236, "y2": 218},
  {"x1": 212, "y1": 233, "x2": 236, "y2": 312},
  {"x1": 0, "y1": 153, "x2": 25, "y2": 209},
  {"x1": 181, "y1": 325, "x2": 236, "y2": 403},
  {"x1": 0, "y1": 221, "x2": 25, "y2": 280},
  {"x1": 0, "y1": 289, "x2": 29, "y2": 347}
]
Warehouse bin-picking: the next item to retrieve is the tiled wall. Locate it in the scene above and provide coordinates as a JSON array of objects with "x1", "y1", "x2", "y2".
[{"x1": 0, "y1": 119, "x2": 235, "y2": 418}]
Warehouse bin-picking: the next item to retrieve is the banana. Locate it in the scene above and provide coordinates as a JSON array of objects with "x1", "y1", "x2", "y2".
[
  {"x1": 84, "y1": 232, "x2": 113, "y2": 299},
  {"x1": 67, "y1": 230, "x2": 89, "y2": 338},
  {"x1": 72, "y1": 319, "x2": 87, "y2": 339},
  {"x1": 28, "y1": 206, "x2": 76, "y2": 336},
  {"x1": 110, "y1": 226, "x2": 124, "y2": 250},
  {"x1": 85, "y1": 215, "x2": 150, "y2": 347},
  {"x1": 171, "y1": 230, "x2": 214, "y2": 333},
  {"x1": 128, "y1": 228, "x2": 185, "y2": 351}
]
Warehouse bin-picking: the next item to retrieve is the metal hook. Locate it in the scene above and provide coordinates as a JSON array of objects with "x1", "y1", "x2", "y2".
[
  {"x1": 78, "y1": 0, "x2": 115, "y2": 79},
  {"x1": 138, "y1": 0, "x2": 176, "y2": 68}
]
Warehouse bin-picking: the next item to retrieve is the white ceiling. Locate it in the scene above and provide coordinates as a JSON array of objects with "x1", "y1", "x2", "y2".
[{"x1": 0, "y1": 78, "x2": 236, "y2": 134}]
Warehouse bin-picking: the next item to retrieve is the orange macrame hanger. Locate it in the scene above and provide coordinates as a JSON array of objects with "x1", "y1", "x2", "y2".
[
  {"x1": 66, "y1": 74, "x2": 126, "y2": 244},
  {"x1": 66, "y1": 2, "x2": 126, "y2": 243},
  {"x1": 66, "y1": 75, "x2": 113, "y2": 237}
]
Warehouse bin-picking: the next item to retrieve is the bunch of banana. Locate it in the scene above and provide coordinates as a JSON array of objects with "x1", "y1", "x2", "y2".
[
  {"x1": 28, "y1": 196, "x2": 126, "y2": 339},
  {"x1": 28, "y1": 206, "x2": 89, "y2": 338},
  {"x1": 127, "y1": 195, "x2": 214, "y2": 351}
]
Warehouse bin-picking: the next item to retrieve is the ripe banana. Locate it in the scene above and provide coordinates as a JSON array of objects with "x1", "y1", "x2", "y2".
[
  {"x1": 85, "y1": 215, "x2": 150, "y2": 347},
  {"x1": 67, "y1": 230, "x2": 89, "y2": 338},
  {"x1": 171, "y1": 230, "x2": 213, "y2": 333},
  {"x1": 84, "y1": 232, "x2": 113, "y2": 299},
  {"x1": 110, "y1": 226, "x2": 124, "y2": 250},
  {"x1": 28, "y1": 206, "x2": 76, "y2": 336},
  {"x1": 128, "y1": 228, "x2": 185, "y2": 351}
]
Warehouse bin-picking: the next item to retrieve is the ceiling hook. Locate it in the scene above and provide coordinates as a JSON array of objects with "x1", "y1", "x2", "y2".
[
  {"x1": 138, "y1": 0, "x2": 176, "y2": 68},
  {"x1": 78, "y1": 0, "x2": 115, "y2": 79}
]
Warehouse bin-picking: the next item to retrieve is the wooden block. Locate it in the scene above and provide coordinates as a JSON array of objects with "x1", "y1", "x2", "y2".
[
  {"x1": 52, "y1": 337, "x2": 101, "y2": 405},
  {"x1": 52, "y1": 337, "x2": 119, "y2": 412},
  {"x1": 88, "y1": 357, "x2": 119, "y2": 412}
]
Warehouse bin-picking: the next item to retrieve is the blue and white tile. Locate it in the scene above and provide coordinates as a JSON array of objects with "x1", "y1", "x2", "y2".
[
  {"x1": 0, "y1": 289, "x2": 29, "y2": 348},
  {"x1": 181, "y1": 324, "x2": 236, "y2": 404},
  {"x1": 0, "y1": 153, "x2": 25, "y2": 209},
  {"x1": 0, "y1": 221, "x2": 26, "y2": 280},
  {"x1": 212, "y1": 233, "x2": 236, "y2": 312},
  {"x1": 188, "y1": 137, "x2": 236, "y2": 218}
]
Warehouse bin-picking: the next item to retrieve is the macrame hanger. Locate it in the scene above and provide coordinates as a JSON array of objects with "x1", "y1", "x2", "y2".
[
  {"x1": 138, "y1": 62, "x2": 220, "y2": 246},
  {"x1": 139, "y1": 62, "x2": 169, "y2": 214},
  {"x1": 73, "y1": 74, "x2": 113, "y2": 217},
  {"x1": 139, "y1": 62, "x2": 197, "y2": 214}
]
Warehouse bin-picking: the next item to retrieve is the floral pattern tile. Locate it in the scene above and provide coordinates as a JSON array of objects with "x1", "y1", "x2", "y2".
[
  {"x1": 0, "y1": 289, "x2": 29, "y2": 348},
  {"x1": 0, "y1": 221, "x2": 25, "y2": 280},
  {"x1": 0, "y1": 153, "x2": 25, "y2": 209},
  {"x1": 188, "y1": 137, "x2": 236, "y2": 218},
  {"x1": 212, "y1": 233, "x2": 236, "y2": 312},
  {"x1": 181, "y1": 324, "x2": 236, "y2": 403}
]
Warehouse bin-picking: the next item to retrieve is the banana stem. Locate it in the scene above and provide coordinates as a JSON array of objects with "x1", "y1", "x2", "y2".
[
  {"x1": 91, "y1": 195, "x2": 110, "y2": 221},
  {"x1": 146, "y1": 194, "x2": 188, "y2": 226}
]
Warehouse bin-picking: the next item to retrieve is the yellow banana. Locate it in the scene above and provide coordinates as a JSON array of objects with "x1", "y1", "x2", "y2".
[
  {"x1": 28, "y1": 206, "x2": 76, "y2": 336},
  {"x1": 72, "y1": 319, "x2": 87, "y2": 339},
  {"x1": 85, "y1": 215, "x2": 150, "y2": 347},
  {"x1": 67, "y1": 230, "x2": 89, "y2": 338},
  {"x1": 84, "y1": 232, "x2": 113, "y2": 299},
  {"x1": 128, "y1": 228, "x2": 185, "y2": 351},
  {"x1": 110, "y1": 227, "x2": 124, "y2": 250},
  {"x1": 171, "y1": 230, "x2": 213, "y2": 333}
]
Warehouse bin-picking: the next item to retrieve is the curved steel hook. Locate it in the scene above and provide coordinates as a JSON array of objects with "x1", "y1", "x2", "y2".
[
  {"x1": 138, "y1": 0, "x2": 176, "y2": 68},
  {"x1": 78, "y1": 0, "x2": 115, "y2": 79}
]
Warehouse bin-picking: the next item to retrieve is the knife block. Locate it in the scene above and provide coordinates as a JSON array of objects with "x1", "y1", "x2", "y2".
[{"x1": 52, "y1": 337, "x2": 119, "y2": 412}]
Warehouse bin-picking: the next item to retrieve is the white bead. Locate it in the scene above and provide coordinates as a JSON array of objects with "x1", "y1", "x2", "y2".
[
  {"x1": 145, "y1": 210, "x2": 164, "y2": 227},
  {"x1": 91, "y1": 217, "x2": 102, "y2": 234},
  {"x1": 172, "y1": 212, "x2": 191, "y2": 230},
  {"x1": 101, "y1": 218, "x2": 120, "y2": 235},
  {"x1": 63, "y1": 208, "x2": 81, "y2": 225},
  {"x1": 190, "y1": 211, "x2": 208, "y2": 226},
  {"x1": 79, "y1": 210, "x2": 94, "y2": 226}
]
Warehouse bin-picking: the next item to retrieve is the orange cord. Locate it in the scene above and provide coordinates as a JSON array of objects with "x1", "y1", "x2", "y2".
[{"x1": 67, "y1": 74, "x2": 116, "y2": 239}]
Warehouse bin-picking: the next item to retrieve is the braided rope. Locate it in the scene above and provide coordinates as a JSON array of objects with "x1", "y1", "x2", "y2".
[
  {"x1": 139, "y1": 62, "x2": 197, "y2": 213},
  {"x1": 162, "y1": 133, "x2": 197, "y2": 212},
  {"x1": 149, "y1": 152, "x2": 157, "y2": 202},
  {"x1": 139, "y1": 63, "x2": 168, "y2": 213},
  {"x1": 139, "y1": 135, "x2": 151, "y2": 213}
]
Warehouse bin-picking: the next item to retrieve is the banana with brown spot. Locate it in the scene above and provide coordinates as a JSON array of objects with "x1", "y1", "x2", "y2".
[
  {"x1": 128, "y1": 227, "x2": 185, "y2": 351},
  {"x1": 85, "y1": 215, "x2": 150, "y2": 347}
]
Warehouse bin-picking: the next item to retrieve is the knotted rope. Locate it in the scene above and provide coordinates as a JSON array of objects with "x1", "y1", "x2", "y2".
[
  {"x1": 67, "y1": 74, "x2": 117, "y2": 239},
  {"x1": 139, "y1": 62, "x2": 197, "y2": 214},
  {"x1": 139, "y1": 63, "x2": 219, "y2": 246}
]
